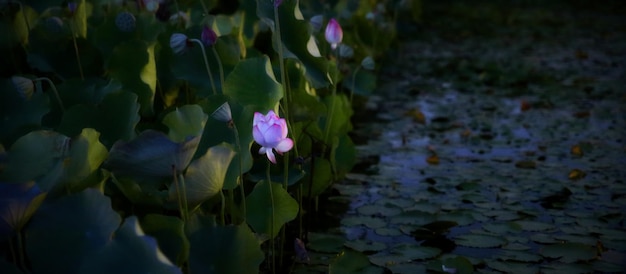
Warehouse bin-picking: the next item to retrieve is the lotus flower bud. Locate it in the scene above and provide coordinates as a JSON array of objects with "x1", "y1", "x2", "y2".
[
  {"x1": 361, "y1": 56, "x2": 375, "y2": 70},
  {"x1": 274, "y1": 0, "x2": 283, "y2": 7},
  {"x1": 115, "y1": 11, "x2": 136, "y2": 32},
  {"x1": 309, "y1": 15, "x2": 323, "y2": 32},
  {"x1": 324, "y1": 18, "x2": 343, "y2": 50},
  {"x1": 200, "y1": 26, "x2": 217, "y2": 47},
  {"x1": 67, "y1": 2, "x2": 77, "y2": 16},
  {"x1": 170, "y1": 33, "x2": 189, "y2": 55},
  {"x1": 11, "y1": 76, "x2": 34, "y2": 100}
]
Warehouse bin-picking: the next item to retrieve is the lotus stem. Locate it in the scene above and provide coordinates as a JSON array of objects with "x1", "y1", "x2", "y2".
[
  {"x1": 34, "y1": 77, "x2": 65, "y2": 112},
  {"x1": 266, "y1": 161, "x2": 275, "y2": 274},
  {"x1": 189, "y1": 38, "x2": 217, "y2": 95},
  {"x1": 69, "y1": 22, "x2": 84, "y2": 80},
  {"x1": 211, "y1": 46, "x2": 224, "y2": 92},
  {"x1": 179, "y1": 173, "x2": 190, "y2": 221},
  {"x1": 232, "y1": 123, "x2": 246, "y2": 222},
  {"x1": 219, "y1": 190, "x2": 226, "y2": 225}
]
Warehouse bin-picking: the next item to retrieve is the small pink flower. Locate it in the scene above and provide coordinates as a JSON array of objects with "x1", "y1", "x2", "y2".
[
  {"x1": 201, "y1": 26, "x2": 217, "y2": 47},
  {"x1": 253, "y1": 111, "x2": 293, "y2": 164},
  {"x1": 324, "y1": 18, "x2": 343, "y2": 50},
  {"x1": 274, "y1": 0, "x2": 283, "y2": 7}
]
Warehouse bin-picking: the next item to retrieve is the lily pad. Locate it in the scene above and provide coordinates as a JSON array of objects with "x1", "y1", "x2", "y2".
[
  {"x1": 454, "y1": 234, "x2": 507, "y2": 248},
  {"x1": 540, "y1": 242, "x2": 597, "y2": 263}
]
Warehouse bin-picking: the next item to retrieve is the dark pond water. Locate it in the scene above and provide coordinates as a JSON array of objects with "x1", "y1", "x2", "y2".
[{"x1": 293, "y1": 1, "x2": 626, "y2": 273}]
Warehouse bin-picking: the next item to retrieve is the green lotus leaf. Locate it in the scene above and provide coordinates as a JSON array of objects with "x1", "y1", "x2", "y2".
[
  {"x1": 245, "y1": 180, "x2": 299, "y2": 238},
  {"x1": 189, "y1": 220, "x2": 264, "y2": 274},
  {"x1": 0, "y1": 78, "x2": 50, "y2": 146},
  {"x1": 163, "y1": 104, "x2": 208, "y2": 142},
  {"x1": 197, "y1": 99, "x2": 254, "y2": 190},
  {"x1": 256, "y1": 0, "x2": 332, "y2": 88},
  {"x1": 63, "y1": 128, "x2": 109, "y2": 189},
  {"x1": 72, "y1": 0, "x2": 88, "y2": 38},
  {"x1": 333, "y1": 134, "x2": 356, "y2": 178},
  {"x1": 1, "y1": 130, "x2": 68, "y2": 191},
  {"x1": 103, "y1": 130, "x2": 200, "y2": 178},
  {"x1": 140, "y1": 214, "x2": 189, "y2": 266},
  {"x1": 58, "y1": 90, "x2": 139, "y2": 148},
  {"x1": 80, "y1": 216, "x2": 182, "y2": 274},
  {"x1": 93, "y1": 9, "x2": 163, "y2": 59},
  {"x1": 223, "y1": 56, "x2": 282, "y2": 110},
  {"x1": 0, "y1": 181, "x2": 47, "y2": 238},
  {"x1": 106, "y1": 40, "x2": 156, "y2": 116},
  {"x1": 302, "y1": 157, "x2": 332, "y2": 198},
  {"x1": 343, "y1": 69, "x2": 377, "y2": 96},
  {"x1": 321, "y1": 94, "x2": 353, "y2": 146},
  {"x1": 26, "y1": 188, "x2": 121, "y2": 274},
  {"x1": 169, "y1": 143, "x2": 235, "y2": 206}
]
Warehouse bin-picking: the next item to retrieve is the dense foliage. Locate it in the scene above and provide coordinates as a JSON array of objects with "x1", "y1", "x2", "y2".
[{"x1": 0, "y1": 0, "x2": 419, "y2": 273}]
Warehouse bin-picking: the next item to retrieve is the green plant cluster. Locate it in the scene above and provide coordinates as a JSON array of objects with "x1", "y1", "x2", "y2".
[{"x1": 0, "y1": 0, "x2": 418, "y2": 273}]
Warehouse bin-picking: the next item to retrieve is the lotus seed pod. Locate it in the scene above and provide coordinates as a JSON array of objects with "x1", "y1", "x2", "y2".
[
  {"x1": 11, "y1": 76, "x2": 34, "y2": 100},
  {"x1": 45, "y1": 17, "x2": 65, "y2": 33},
  {"x1": 211, "y1": 102, "x2": 233, "y2": 123},
  {"x1": 169, "y1": 33, "x2": 189, "y2": 55},
  {"x1": 115, "y1": 11, "x2": 136, "y2": 32},
  {"x1": 338, "y1": 44, "x2": 354, "y2": 58}
]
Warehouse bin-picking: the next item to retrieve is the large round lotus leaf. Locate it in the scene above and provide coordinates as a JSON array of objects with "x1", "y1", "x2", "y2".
[
  {"x1": 189, "y1": 222, "x2": 264, "y2": 274},
  {"x1": 80, "y1": 216, "x2": 181, "y2": 274},
  {"x1": 0, "y1": 78, "x2": 50, "y2": 146},
  {"x1": 106, "y1": 40, "x2": 156, "y2": 116},
  {"x1": 197, "y1": 100, "x2": 254, "y2": 190},
  {"x1": 140, "y1": 214, "x2": 189, "y2": 266},
  {"x1": 302, "y1": 157, "x2": 333, "y2": 198},
  {"x1": 169, "y1": 143, "x2": 235, "y2": 206},
  {"x1": 223, "y1": 56, "x2": 282, "y2": 111},
  {"x1": 25, "y1": 188, "x2": 121, "y2": 274},
  {"x1": 1, "y1": 130, "x2": 69, "y2": 189},
  {"x1": 103, "y1": 130, "x2": 200, "y2": 178},
  {"x1": 63, "y1": 128, "x2": 108, "y2": 188},
  {"x1": 540, "y1": 243, "x2": 597, "y2": 263},
  {"x1": 321, "y1": 94, "x2": 353, "y2": 145},
  {"x1": 487, "y1": 260, "x2": 538, "y2": 274},
  {"x1": 0, "y1": 181, "x2": 46, "y2": 238},
  {"x1": 162, "y1": 104, "x2": 208, "y2": 142},
  {"x1": 245, "y1": 180, "x2": 299, "y2": 238}
]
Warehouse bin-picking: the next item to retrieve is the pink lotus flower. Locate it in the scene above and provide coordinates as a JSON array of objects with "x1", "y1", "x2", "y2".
[
  {"x1": 325, "y1": 18, "x2": 343, "y2": 50},
  {"x1": 253, "y1": 111, "x2": 293, "y2": 164}
]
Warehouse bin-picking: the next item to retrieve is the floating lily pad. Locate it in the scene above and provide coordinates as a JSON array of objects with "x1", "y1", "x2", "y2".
[
  {"x1": 455, "y1": 234, "x2": 507, "y2": 248},
  {"x1": 540, "y1": 243, "x2": 596, "y2": 263},
  {"x1": 345, "y1": 240, "x2": 387, "y2": 252},
  {"x1": 307, "y1": 232, "x2": 345, "y2": 253}
]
